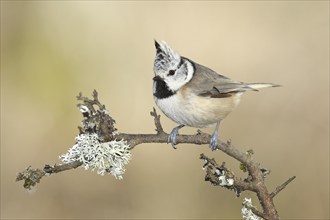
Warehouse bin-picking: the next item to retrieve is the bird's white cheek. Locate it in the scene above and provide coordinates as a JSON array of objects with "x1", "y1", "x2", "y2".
[
  {"x1": 185, "y1": 61, "x2": 194, "y2": 82},
  {"x1": 166, "y1": 79, "x2": 184, "y2": 92}
]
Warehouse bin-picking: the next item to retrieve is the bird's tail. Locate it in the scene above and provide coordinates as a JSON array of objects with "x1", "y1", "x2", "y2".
[{"x1": 246, "y1": 83, "x2": 281, "y2": 91}]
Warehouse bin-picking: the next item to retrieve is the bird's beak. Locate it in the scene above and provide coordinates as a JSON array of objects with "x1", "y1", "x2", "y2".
[{"x1": 153, "y1": 75, "x2": 163, "y2": 81}]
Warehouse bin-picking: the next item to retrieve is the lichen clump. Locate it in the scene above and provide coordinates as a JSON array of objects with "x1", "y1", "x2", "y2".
[{"x1": 60, "y1": 133, "x2": 131, "y2": 179}]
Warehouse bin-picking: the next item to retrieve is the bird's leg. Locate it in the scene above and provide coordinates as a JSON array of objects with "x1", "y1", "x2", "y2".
[
  {"x1": 210, "y1": 121, "x2": 221, "y2": 151},
  {"x1": 168, "y1": 124, "x2": 185, "y2": 149}
]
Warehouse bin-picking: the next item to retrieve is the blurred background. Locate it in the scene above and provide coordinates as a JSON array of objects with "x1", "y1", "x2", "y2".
[{"x1": 1, "y1": 1, "x2": 329, "y2": 219}]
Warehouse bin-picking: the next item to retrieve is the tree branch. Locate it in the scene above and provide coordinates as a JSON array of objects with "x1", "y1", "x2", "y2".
[
  {"x1": 44, "y1": 161, "x2": 83, "y2": 174},
  {"x1": 16, "y1": 90, "x2": 295, "y2": 220}
]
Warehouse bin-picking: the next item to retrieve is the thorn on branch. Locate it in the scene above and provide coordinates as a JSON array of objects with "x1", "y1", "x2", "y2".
[{"x1": 270, "y1": 176, "x2": 296, "y2": 198}]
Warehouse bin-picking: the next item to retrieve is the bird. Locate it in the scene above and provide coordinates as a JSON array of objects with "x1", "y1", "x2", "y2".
[{"x1": 152, "y1": 40, "x2": 279, "y2": 151}]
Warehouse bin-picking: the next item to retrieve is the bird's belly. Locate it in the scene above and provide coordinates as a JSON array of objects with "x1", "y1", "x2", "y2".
[{"x1": 154, "y1": 92, "x2": 242, "y2": 128}]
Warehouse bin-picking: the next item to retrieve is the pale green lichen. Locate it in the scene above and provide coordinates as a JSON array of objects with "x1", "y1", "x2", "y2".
[
  {"x1": 215, "y1": 168, "x2": 234, "y2": 187},
  {"x1": 242, "y1": 198, "x2": 260, "y2": 220},
  {"x1": 60, "y1": 133, "x2": 131, "y2": 179},
  {"x1": 16, "y1": 166, "x2": 45, "y2": 190}
]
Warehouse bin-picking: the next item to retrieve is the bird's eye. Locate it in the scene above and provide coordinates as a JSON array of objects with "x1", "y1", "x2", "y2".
[{"x1": 168, "y1": 70, "x2": 175, "y2": 76}]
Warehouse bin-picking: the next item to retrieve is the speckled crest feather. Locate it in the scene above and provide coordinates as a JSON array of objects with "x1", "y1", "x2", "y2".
[{"x1": 154, "y1": 40, "x2": 181, "y2": 74}]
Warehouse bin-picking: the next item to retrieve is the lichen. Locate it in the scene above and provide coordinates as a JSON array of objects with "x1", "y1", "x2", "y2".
[
  {"x1": 60, "y1": 133, "x2": 131, "y2": 179},
  {"x1": 242, "y1": 198, "x2": 260, "y2": 220}
]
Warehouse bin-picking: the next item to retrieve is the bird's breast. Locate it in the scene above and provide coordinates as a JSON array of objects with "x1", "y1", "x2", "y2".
[{"x1": 154, "y1": 88, "x2": 242, "y2": 128}]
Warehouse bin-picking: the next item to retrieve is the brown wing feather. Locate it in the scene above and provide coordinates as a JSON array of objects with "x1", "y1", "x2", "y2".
[{"x1": 184, "y1": 61, "x2": 254, "y2": 98}]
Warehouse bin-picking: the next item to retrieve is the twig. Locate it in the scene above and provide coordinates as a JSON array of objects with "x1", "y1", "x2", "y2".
[
  {"x1": 270, "y1": 176, "x2": 296, "y2": 198},
  {"x1": 44, "y1": 161, "x2": 83, "y2": 174},
  {"x1": 150, "y1": 107, "x2": 165, "y2": 135},
  {"x1": 200, "y1": 153, "x2": 255, "y2": 194},
  {"x1": 77, "y1": 89, "x2": 105, "y2": 113}
]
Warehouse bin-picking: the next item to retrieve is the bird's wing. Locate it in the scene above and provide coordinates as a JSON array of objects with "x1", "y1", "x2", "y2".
[{"x1": 187, "y1": 62, "x2": 255, "y2": 98}]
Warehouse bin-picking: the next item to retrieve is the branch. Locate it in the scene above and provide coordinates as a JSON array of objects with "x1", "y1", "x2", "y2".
[
  {"x1": 43, "y1": 161, "x2": 83, "y2": 174},
  {"x1": 16, "y1": 90, "x2": 295, "y2": 220},
  {"x1": 16, "y1": 162, "x2": 83, "y2": 190},
  {"x1": 199, "y1": 153, "x2": 255, "y2": 196}
]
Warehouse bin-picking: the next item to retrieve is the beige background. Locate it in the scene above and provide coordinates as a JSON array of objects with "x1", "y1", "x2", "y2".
[{"x1": 1, "y1": 1, "x2": 329, "y2": 219}]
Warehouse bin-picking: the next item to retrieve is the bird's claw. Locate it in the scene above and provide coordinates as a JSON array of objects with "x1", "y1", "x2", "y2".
[
  {"x1": 168, "y1": 128, "x2": 179, "y2": 149},
  {"x1": 168, "y1": 125, "x2": 184, "y2": 149},
  {"x1": 210, "y1": 132, "x2": 219, "y2": 151}
]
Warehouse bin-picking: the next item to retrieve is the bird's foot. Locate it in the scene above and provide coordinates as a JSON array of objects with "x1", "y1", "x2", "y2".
[
  {"x1": 168, "y1": 125, "x2": 184, "y2": 149},
  {"x1": 209, "y1": 132, "x2": 219, "y2": 151}
]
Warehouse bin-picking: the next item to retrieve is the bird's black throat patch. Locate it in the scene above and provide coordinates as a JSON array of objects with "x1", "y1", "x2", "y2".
[{"x1": 153, "y1": 78, "x2": 175, "y2": 99}]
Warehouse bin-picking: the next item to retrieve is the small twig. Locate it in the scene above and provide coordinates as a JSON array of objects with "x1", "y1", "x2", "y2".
[
  {"x1": 16, "y1": 161, "x2": 84, "y2": 190},
  {"x1": 200, "y1": 153, "x2": 219, "y2": 167},
  {"x1": 270, "y1": 176, "x2": 296, "y2": 198},
  {"x1": 44, "y1": 161, "x2": 83, "y2": 174},
  {"x1": 77, "y1": 90, "x2": 105, "y2": 113},
  {"x1": 150, "y1": 107, "x2": 165, "y2": 135},
  {"x1": 200, "y1": 153, "x2": 255, "y2": 195},
  {"x1": 91, "y1": 90, "x2": 106, "y2": 111}
]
